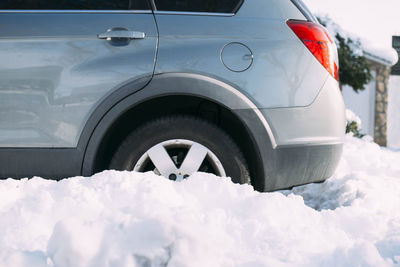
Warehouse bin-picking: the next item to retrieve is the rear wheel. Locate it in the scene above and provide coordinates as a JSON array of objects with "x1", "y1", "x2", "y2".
[{"x1": 109, "y1": 116, "x2": 250, "y2": 184}]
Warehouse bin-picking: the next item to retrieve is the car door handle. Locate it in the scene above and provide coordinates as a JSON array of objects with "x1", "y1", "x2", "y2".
[{"x1": 97, "y1": 30, "x2": 146, "y2": 40}]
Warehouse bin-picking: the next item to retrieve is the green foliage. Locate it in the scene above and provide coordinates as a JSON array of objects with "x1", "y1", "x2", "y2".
[
  {"x1": 318, "y1": 17, "x2": 373, "y2": 93},
  {"x1": 335, "y1": 33, "x2": 373, "y2": 93},
  {"x1": 346, "y1": 121, "x2": 365, "y2": 138}
]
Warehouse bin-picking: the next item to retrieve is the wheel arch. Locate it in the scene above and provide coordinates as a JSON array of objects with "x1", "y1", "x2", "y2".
[{"x1": 80, "y1": 73, "x2": 274, "y2": 191}]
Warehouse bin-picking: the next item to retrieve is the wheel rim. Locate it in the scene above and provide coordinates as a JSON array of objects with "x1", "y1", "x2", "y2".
[{"x1": 134, "y1": 139, "x2": 226, "y2": 181}]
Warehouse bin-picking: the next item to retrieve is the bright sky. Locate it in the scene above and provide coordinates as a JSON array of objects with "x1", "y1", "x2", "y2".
[{"x1": 303, "y1": 0, "x2": 400, "y2": 50}]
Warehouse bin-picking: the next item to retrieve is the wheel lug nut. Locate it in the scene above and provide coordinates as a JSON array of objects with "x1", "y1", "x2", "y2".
[{"x1": 169, "y1": 174, "x2": 177, "y2": 181}]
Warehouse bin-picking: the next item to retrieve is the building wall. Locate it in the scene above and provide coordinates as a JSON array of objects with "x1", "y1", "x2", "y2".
[
  {"x1": 388, "y1": 36, "x2": 400, "y2": 148},
  {"x1": 388, "y1": 75, "x2": 400, "y2": 148},
  {"x1": 342, "y1": 60, "x2": 391, "y2": 146},
  {"x1": 342, "y1": 71, "x2": 376, "y2": 136},
  {"x1": 391, "y1": 36, "x2": 400, "y2": 75},
  {"x1": 371, "y1": 62, "x2": 391, "y2": 147}
]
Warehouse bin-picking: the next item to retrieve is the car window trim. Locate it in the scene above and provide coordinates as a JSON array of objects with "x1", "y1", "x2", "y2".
[
  {"x1": 150, "y1": 0, "x2": 243, "y2": 15},
  {"x1": 153, "y1": 11, "x2": 234, "y2": 17},
  {"x1": 0, "y1": 10, "x2": 152, "y2": 14}
]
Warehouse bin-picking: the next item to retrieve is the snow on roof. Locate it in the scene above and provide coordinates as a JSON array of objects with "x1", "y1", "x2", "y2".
[
  {"x1": 362, "y1": 42, "x2": 398, "y2": 66},
  {"x1": 322, "y1": 17, "x2": 398, "y2": 66}
]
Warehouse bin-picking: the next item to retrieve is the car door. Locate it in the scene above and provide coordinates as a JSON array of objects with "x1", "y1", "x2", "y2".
[{"x1": 0, "y1": 0, "x2": 157, "y2": 148}]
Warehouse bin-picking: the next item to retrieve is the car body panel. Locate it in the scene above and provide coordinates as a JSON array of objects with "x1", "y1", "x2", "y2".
[
  {"x1": 236, "y1": 0, "x2": 305, "y2": 20},
  {"x1": 0, "y1": 12, "x2": 157, "y2": 147},
  {"x1": 262, "y1": 76, "x2": 346, "y2": 147},
  {"x1": 154, "y1": 8, "x2": 329, "y2": 109},
  {"x1": 0, "y1": 72, "x2": 344, "y2": 191},
  {"x1": 0, "y1": 0, "x2": 346, "y2": 191}
]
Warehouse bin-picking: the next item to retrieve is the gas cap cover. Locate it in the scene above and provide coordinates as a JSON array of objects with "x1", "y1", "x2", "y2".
[{"x1": 221, "y1": 42, "x2": 253, "y2": 72}]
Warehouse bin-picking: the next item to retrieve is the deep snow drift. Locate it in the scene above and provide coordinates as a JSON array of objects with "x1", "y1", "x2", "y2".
[{"x1": 1, "y1": 135, "x2": 400, "y2": 267}]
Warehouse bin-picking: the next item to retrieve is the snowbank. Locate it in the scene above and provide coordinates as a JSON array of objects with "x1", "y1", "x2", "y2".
[{"x1": 1, "y1": 136, "x2": 400, "y2": 266}]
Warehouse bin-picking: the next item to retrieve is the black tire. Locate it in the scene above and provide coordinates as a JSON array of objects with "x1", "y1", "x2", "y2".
[{"x1": 109, "y1": 116, "x2": 250, "y2": 184}]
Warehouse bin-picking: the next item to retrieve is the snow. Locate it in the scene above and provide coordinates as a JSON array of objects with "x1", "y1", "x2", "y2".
[
  {"x1": 362, "y1": 43, "x2": 398, "y2": 67},
  {"x1": 320, "y1": 17, "x2": 398, "y2": 66},
  {"x1": 345, "y1": 108, "x2": 362, "y2": 128},
  {"x1": 1, "y1": 135, "x2": 400, "y2": 266}
]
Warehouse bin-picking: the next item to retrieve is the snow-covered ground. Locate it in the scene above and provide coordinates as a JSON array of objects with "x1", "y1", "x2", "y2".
[{"x1": 0, "y1": 135, "x2": 400, "y2": 267}]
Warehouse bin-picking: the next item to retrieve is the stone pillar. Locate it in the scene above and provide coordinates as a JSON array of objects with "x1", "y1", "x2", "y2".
[{"x1": 374, "y1": 65, "x2": 391, "y2": 146}]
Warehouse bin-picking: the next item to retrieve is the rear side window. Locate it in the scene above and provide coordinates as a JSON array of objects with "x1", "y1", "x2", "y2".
[
  {"x1": 155, "y1": 0, "x2": 243, "y2": 13},
  {"x1": 0, "y1": 0, "x2": 150, "y2": 10}
]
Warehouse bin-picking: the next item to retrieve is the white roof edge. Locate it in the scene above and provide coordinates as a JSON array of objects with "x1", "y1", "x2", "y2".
[
  {"x1": 362, "y1": 44, "x2": 399, "y2": 67},
  {"x1": 317, "y1": 16, "x2": 399, "y2": 67},
  {"x1": 363, "y1": 50, "x2": 395, "y2": 66}
]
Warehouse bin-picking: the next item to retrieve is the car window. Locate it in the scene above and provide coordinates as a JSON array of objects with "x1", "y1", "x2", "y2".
[
  {"x1": 154, "y1": 0, "x2": 243, "y2": 13},
  {"x1": 0, "y1": 0, "x2": 150, "y2": 10}
]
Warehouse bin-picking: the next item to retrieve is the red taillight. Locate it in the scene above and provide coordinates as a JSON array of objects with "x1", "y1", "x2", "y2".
[{"x1": 287, "y1": 20, "x2": 339, "y2": 81}]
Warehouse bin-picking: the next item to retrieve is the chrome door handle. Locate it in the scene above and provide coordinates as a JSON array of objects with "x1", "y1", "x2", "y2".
[{"x1": 97, "y1": 30, "x2": 145, "y2": 40}]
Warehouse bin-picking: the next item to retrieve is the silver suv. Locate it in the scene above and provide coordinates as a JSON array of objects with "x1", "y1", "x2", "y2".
[{"x1": 0, "y1": 0, "x2": 345, "y2": 191}]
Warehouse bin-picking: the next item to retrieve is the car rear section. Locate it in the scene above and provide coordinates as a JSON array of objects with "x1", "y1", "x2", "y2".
[{"x1": 151, "y1": 0, "x2": 345, "y2": 191}]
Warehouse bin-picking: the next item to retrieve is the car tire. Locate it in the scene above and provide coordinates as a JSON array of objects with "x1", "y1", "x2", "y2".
[{"x1": 109, "y1": 116, "x2": 250, "y2": 184}]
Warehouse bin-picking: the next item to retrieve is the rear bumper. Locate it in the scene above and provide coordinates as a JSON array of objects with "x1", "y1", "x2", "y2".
[
  {"x1": 234, "y1": 76, "x2": 345, "y2": 191},
  {"x1": 260, "y1": 76, "x2": 345, "y2": 191},
  {"x1": 263, "y1": 143, "x2": 343, "y2": 191},
  {"x1": 258, "y1": 76, "x2": 345, "y2": 190}
]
